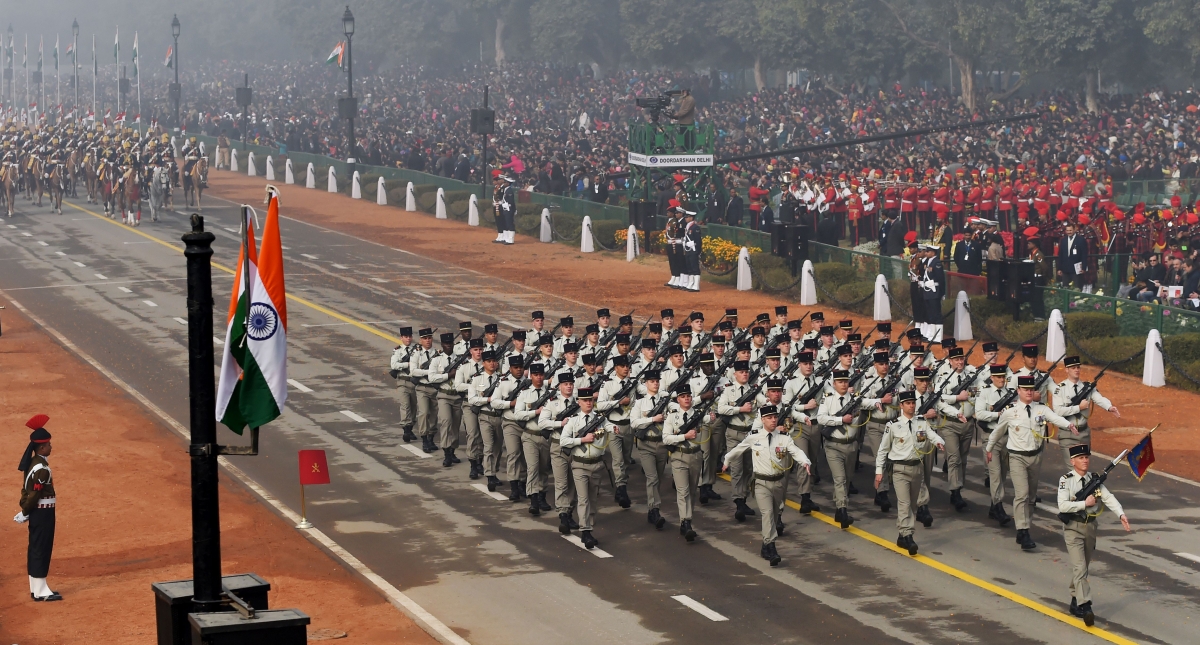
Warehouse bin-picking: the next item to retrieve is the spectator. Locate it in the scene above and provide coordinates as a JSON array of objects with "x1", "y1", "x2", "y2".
[{"x1": 725, "y1": 191, "x2": 744, "y2": 228}]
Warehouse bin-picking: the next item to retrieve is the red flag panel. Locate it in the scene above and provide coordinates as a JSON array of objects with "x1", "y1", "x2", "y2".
[{"x1": 299, "y1": 450, "x2": 331, "y2": 486}]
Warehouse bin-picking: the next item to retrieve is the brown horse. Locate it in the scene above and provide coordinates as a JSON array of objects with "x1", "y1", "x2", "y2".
[
  {"x1": 119, "y1": 166, "x2": 141, "y2": 226},
  {"x1": 0, "y1": 162, "x2": 16, "y2": 217},
  {"x1": 45, "y1": 163, "x2": 64, "y2": 215},
  {"x1": 97, "y1": 160, "x2": 118, "y2": 216},
  {"x1": 183, "y1": 157, "x2": 207, "y2": 210},
  {"x1": 24, "y1": 154, "x2": 42, "y2": 204},
  {"x1": 84, "y1": 153, "x2": 100, "y2": 204}
]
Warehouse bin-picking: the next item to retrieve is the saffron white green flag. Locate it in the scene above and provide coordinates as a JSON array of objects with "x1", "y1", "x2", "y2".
[
  {"x1": 216, "y1": 193, "x2": 288, "y2": 433},
  {"x1": 325, "y1": 41, "x2": 344, "y2": 67}
]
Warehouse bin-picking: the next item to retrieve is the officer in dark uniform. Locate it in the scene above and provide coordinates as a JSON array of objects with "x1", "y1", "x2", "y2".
[
  {"x1": 15, "y1": 414, "x2": 61, "y2": 602},
  {"x1": 665, "y1": 205, "x2": 684, "y2": 288},
  {"x1": 681, "y1": 209, "x2": 703, "y2": 292}
]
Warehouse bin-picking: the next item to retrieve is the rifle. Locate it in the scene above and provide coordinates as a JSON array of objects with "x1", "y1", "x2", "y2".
[
  {"x1": 753, "y1": 333, "x2": 790, "y2": 366},
  {"x1": 529, "y1": 382, "x2": 560, "y2": 412},
  {"x1": 598, "y1": 310, "x2": 633, "y2": 346},
  {"x1": 388, "y1": 343, "x2": 416, "y2": 379},
  {"x1": 503, "y1": 376, "x2": 533, "y2": 402},
  {"x1": 819, "y1": 394, "x2": 863, "y2": 439},
  {"x1": 632, "y1": 314, "x2": 653, "y2": 341},
  {"x1": 1057, "y1": 448, "x2": 1131, "y2": 524},
  {"x1": 1068, "y1": 360, "x2": 1113, "y2": 407},
  {"x1": 555, "y1": 400, "x2": 581, "y2": 422},
  {"x1": 443, "y1": 349, "x2": 473, "y2": 375},
  {"x1": 990, "y1": 357, "x2": 1061, "y2": 412},
  {"x1": 733, "y1": 367, "x2": 767, "y2": 407}
]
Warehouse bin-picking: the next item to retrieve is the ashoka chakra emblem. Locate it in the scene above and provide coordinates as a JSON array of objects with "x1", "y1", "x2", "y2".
[
  {"x1": 246, "y1": 302, "x2": 279, "y2": 341},
  {"x1": 649, "y1": 156, "x2": 659, "y2": 164}
]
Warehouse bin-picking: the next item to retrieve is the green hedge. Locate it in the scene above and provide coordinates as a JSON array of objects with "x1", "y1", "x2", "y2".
[
  {"x1": 834, "y1": 281, "x2": 875, "y2": 316},
  {"x1": 813, "y1": 262, "x2": 857, "y2": 289},
  {"x1": 1063, "y1": 312, "x2": 1119, "y2": 340},
  {"x1": 1073, "y1": 333, "x2": 1200, "y2": 392},
  {"x1": 387, "y1": 188, "x2": 407, "y2": 205},
  {"x1": 593, "y1": 219, "x2": 625, "y2": 246},
  {"x1": 969, "y1": 296, "x2": 1010, "y2": 322}
]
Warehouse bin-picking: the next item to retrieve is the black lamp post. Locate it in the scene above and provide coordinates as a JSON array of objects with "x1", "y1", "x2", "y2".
[
  {"x1": 71, "y1": 19, "x2": 78, "y2": 112},
  {"x1": 341, "y1": 6, "x2": 356, "y2": 181},
  {"x1": 171, "y1": 14, "x2": 181, "y2": 131}
]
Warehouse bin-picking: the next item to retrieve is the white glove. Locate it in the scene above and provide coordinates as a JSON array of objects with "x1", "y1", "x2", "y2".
[
  {"x1": 683, "y1": 240, "x2": 696, "y2": 252},
  {"x1": 13, "y1": 512, "x2": 28, "y2": 524},
  {"x1": 501, "y1": 202, "x2": 511, "y2": 212}
]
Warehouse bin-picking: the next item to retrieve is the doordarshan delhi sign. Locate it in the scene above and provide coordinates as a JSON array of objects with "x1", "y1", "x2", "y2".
[{"x1": 628, "y1": 152, "x2": 715, "y2": 168}]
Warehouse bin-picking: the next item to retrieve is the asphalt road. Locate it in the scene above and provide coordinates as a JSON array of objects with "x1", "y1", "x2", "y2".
[{"x1": 1, "y1": 191, "x2": 1197, "y2": 645}]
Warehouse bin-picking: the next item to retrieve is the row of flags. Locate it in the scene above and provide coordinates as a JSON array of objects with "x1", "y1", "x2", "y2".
[{"x1": 0, "y1": 30, "x2": 175, "y2": 77}]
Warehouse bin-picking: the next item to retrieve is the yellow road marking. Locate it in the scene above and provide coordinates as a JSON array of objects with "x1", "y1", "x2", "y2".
[
  {"x1": 64, "y1": 201, "x2": 402, "y2": 344},
  {"x1": 716, "y1": 474, "x2": 1137, "y2": 644}
]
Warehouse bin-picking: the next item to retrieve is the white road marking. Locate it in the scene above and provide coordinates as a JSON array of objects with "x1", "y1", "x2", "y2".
[
  {"x1": 223, "y1": 227, "x2": 239, "y2": 233},
  {"x1": 449, "y1": 304, "x2": 471, "y2": 312},
  {"x1": 370, "y1": 278, "x2": 388, "y2": 283},
  {"x1": 301, "y1": 253, "x2": 319, "y2": 259},
  {"x1": 340, "y1": 410, "x2": 368, "y2": 423},
  {"x1": 1175, "y1": 552, "x2": 1200, "y2": 565},
  {"x1": 332, "y1": 263, "x2": 349, "y2": 269},
  {"x1": 37, "y1": 240, "x2": 48, "y2": 246},
  {"x1": 671, "y1": 595, "x2": 728, "y2": 622},
  {"x1": 0, "y1": 297, "x2": 470, "y2": 645},
  {"x1": 118, "y1": 287, "x2": 133, "y2": 293},
  {"x1": 287, "y1": 379, "x2": 313, "y2": 393},
  {"x1": 282, "y1": 246, "x2": 290, "y2": 250},
  {"x1": 143, "y1": 300, "x2": 158, "y2": 307},
  {"x1": 400, "y1": 444, "x2": 432, "y2": 458},
  {"x1": 471, "y1": 483, "x2": 509, "y2": 501},
  {"x1": 6, "y1": 224, "x2": 15, "y2": 229},
  {"x1": 213, "y1": 336, "x2": 225, "y2": 346},
  {"x1": 300, "y1": 319, "x2": 404, "y2": 328},
  {"x1": 21, "y1": 232, "x2": 32, "y2": 237},
  {"x1": 55, "y1": 251, "x2": 65, "y2": 256},
  {"x1": 411, "y1": 291, "x2": 431, "y2": 298},
  {"x1": 173, "y1": 317, "x2": 188, "y2": 325},
  {"x1": 73, "y1": 261, "x2": 86, "y2": 267},
  {"x1": 561, "y1": 534, "x2": 613, "y2": 558},
  {"x1": 94, "y1": 273, "x2": 108, "y2": 280}
]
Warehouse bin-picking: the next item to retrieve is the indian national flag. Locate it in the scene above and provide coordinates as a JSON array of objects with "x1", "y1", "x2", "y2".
[
  {"x1": 217, "y1": 193, "x2": 289, "y2": 433},
  {"x1": 164, "y1": 45, "x2": 173, "y2": 68},
  {"x1": 325, "y1": 41, "x2": 345, "y2": 67}
]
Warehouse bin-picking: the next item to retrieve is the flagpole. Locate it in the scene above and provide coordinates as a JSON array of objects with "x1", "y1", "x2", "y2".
[
  {"x1": 92, "y1": 34, "x2": 96, "y2": 124},
  {"x1": 135, "y1": 32, "x2": 141, "y2": 136},
  {"x1": 114, "y1": 27, "x2": 119, "y2": 118}
]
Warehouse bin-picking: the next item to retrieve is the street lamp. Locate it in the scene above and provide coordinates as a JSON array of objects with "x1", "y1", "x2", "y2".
[
  {"x1": 71, "y1": 19, "x2": 78, "y2": 112},
  {"x1": 171, "y1": 14, "x2": 181, "y2": 131},
  {"x1": 339, "y1": 5, "x2": 357, "y2": 181}
]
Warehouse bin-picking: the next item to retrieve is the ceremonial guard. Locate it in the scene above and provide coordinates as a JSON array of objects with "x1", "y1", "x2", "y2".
[
  {"x1": 875, "y1": 392, "x2": 944, "y2": 555},
  {"x1": 560, "y1": 388, "x2": 613, "y2": 549},
  {"x1": 664, "y1": 385, "x2": 707, "y2": 541},
  {"x1": 919, "y1": 243, "x2": 947, "y2": 341},
  {"x1": 664, "y1": 205, "x2": 684, "y2": 289},
  {"x1": 1053, "y1": 356, "x2": 1120, "y2": 468},
  {"x1": 495, "y1": 171, "x2": 517, "y2": 244},
  {"x1": 1057, "y1": 445, "x2": 1131, "y2": 626},
  {"x1": 986, "y1": 376, "x2": 1077, "y2": 551},
  {"x1": 15, "y1": 415, "x2": 61, "y2": 601},
  {"x1": 680, "y1": 210, "x2": 702, "y2": 292},
  {"x1": 390, "y1": 327, "x2": 418, "y2": 443},
  {"x1": 724, "y1": 405, "x2": 810, "y2": 566}
]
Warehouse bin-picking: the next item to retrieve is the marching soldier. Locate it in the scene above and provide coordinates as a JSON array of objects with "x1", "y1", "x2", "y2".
[
  {"x1": 552, "y1": 317, "x2": 577, "y2": 359},
  {"x1": 15, "y1": 415, "x2": 61, "y2": 602},
  {"x1": 973, "y1": 364, "x2": 1014, "y2": 526},
  {"x1": 724, "y1": 404, "x2": 810, "y2": 566},
  {"x1": 1058, "y1": 444, "x2": 1131, "y2": 627},
  {"x1": 538, "y1": 373, "x2": 580, "y2": 534},
  {"x1": 454, "y1": 338, "x2": 486, "y2": 478},
  {"x1": 492, "y1": 355, "x2": 531, "y2": 502},
  {"x1": 560, "y1": 388, "x2": 613, "y2": 549},
  {"x1": 664, "y1": 385, "x2": 708, "y2": 541},
  {"x1": 719, "y1": 360, "x2": 761, "y2": 521},
  {"x1": 784, "y1": 349, "x2": 824, "y2": 513},
  {"x1": 817, "y1": 370, "x2": 863, "y2": 529},
  {"x1": 390, "y1": 327, "x2": 418, "y2": 443},
  {"x1": 875, "y1": 392, "x2": 945, "y2": 556},
  {"x1": 597, "y1": 355, "x2": 636, "y2": 508},
  {"x1": 859, "y1": 351, "x2": 899, "y2": 512},
  {"x1": 986, "y1": 376, "x2": 1077, "y2": 551},
  {"x1": 516, "y1": 364, "x2": 554, "y2": 516},
  {"x1": 937, "y1": 347, "x2": 976, "y2": 512},
  {"x1": 1053, "y1": 356, "x2": 1120, "y2": 468},
  {"x1": 426, "y1": 333, "x2": 465, "y2": 467},
  {"x1": 631, "y1": 370, "x2": 670, "y2": 530},
  {"x1": 468, "y1": 351, "x2": 506, "y2": 492},
  {"x1": 408, "y1": 328, "x2": 442, "y2": 454}
]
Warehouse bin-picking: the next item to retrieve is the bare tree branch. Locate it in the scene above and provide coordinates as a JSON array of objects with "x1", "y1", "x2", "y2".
[{"x1": 876, "y1": 0, "x2": 951, "y2": 57}]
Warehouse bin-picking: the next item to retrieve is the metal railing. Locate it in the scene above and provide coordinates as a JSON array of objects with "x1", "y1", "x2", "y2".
[
  {"x1": 1040, "y1": 285, "x2": 1200, "y2": 336},
  {"x1": 1114, "y1": 178, "x2": 1200, "y2": 207}
]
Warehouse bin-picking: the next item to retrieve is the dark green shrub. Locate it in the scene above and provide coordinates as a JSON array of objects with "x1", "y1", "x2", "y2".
[
  {"x1": 417, "y1": 191, "x2": 437, "y2": 212},
  {"x1": 448, "y1": 200, "x2": 472, "y2": 221},
  {"x1": 1074, "y1": 336, "x2": 1146, "y2": 376},
  {"x1": 443, "y1": 189, "x2": 474, "y2": 204},
  {"x1": 593, "y1": 220, "x2": 624, "y2": 246},
  {"x1": 813, "y1": 262, "x2": 857, "y2": 289},
  {"x1": 968, "y1": 295, "x2": 1009, "y2": 321},
  {"x1": 552, "y1": 212, "x2": 583, "y2": 238},
  {"x1": 833, "y1": 281, "x2": 876, "y2": 316},
  {"x1": 1163, "y1": 333, "x2": 1200, "y2": 363},
  {"x1": 1063, "y1": 312, "x2": 1119, "y2": 340}
]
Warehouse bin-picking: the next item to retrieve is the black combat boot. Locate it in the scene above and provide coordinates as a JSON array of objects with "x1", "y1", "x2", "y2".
[
  {"x1": 990, "y1": 503, "x2": 1011, "y2": 527},
  {"x1": 766, "y1": 542, "x2": 782, "y2": 566},
  {"x1": 761, "y1": 543, "x2": 771, "y2": 560},
  {"x1": 950, "y1": 489, "x2": 968, "y2": 512},
  {"x1": 733, "y1": 498, "x2": 750, "y2": 522},
  {"x1": 698, "y1": 485, "x2": 711, "y2": 505},
  {"x1": 875, "y1": 490, "x2": 891, "y2": 513},
  {"x1": 559, "y1": 513, "x2": 572, "y2": 535},
  {"x1": 704, "y1": 485, "x2": 723, "y2": 501},
  {"x1": 468, "y1": 460, "x2": 481, "y2": 480},
  {"x1": 616, "y1": 485, "x2": 631, "y2": 509},
  {"x1": 402, "y1": 425, "x2": 416, "y2": 442},
  {"x1": 580, "y1": 530, "x2": 598, "y2": 550},
  {"x1": 648, "y1": 508, "x2": 666, "y2": 530},
  {"x1": 567, "y1": 512, "x2": 579, "y2": 530},
  {"x1": 528, "y1": 493, "x2": 541, "y2": 516},
  {"x1": 449, "y1": 451, "x2": 461, "y2": 464},
  {"x1": 442, "y1": 449, "x2": 454, "y2": 468},
  {"x1": 1079, "y1": 601, "x2": 1094, "y2": 627},
  {"x1": 848, "y1": 481, "x2": 859, "y2": 495},
  {"x1": 776, "y1": 515, "x2": 785, "y2": 537},
  {"x1": 682, "y1": 520, "x2": 697, "y2": 542},
  {"x1": 1018, "y1": 528, "x2": 1037, "y2": 551},
  {"x1": 916, "y1": 505, "x2": 933, "y2": 528},
  {"x1": 537, "y1": 491, "x2": 552, "y2": 512},
  {"x1": 422, "y1": 434, "x2": 436, "y2": 453},
  {"x1": 508, "y1": 480, "x2": 521, "y2": 503},
  {"x1": 517, "y1": 480, "x2": 527, "y2": 500},
  {"x1": 836, "y1": 507, "x2": 853, "y2": 529},
  {"x1": 486, "y1": 475, "x2": 501, "y2": 492},
  {"x1": 799, "y1": 494, "x2": 818, "y2": 514}
]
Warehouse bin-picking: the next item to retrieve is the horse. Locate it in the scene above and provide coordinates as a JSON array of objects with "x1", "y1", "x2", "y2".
[
  {"x1": 148, "y1": 166, "x2": 172, "y2": 222},
  {"x1": 24, "y1": 154, "x2": 41, "y2": 204},
  {"x1": 0, "y1": 163, "x2": 16, "y2": 218},
  {"x1": 84, "y1": 153, "x2": 99, "y2": 204},
  {"x1": 44, "y1": 162, "x2": 64, "y2": 215},
  {"x1": 97, "y1": 160, "x2": 117, "y2": 217},
  {"x1": 65, "y1": 149, "x2": 82, "y2": 198},
  {"x1": 119, "y1": 166, "x2": 141, "y2": 226},
  {"x1": 183, "y1": 157, "x2": 207, "y2": 210}
]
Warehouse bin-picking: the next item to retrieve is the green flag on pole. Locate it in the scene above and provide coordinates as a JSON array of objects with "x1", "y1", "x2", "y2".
[{"x1": 131, "y1": 32, "x2": 138, "y2": 78}]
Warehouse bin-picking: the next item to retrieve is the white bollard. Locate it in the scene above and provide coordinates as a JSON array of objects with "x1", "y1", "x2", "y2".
[
  {"x1": 799, "y1": 260, "x2": 817, "y2": 305},
  {"x1": 266, "y1": 156, "x2": 275, "y2": 181},
  {"x1": 736, "y1": 247, "x2": 752, "y2": 291},
  {"x1": 285, "y1": 159, "x2": 295, "y2": 184},
  {"x1": 171, "y1": 136, "x2": 179, "y2": 161},
  {"x1": 1143, "y1": 329, "x2": 1165, "y2": 387},
  {"x1": 581, "y1": 216, "x2": 595, "y2": 253},
  {"x1": 327, "y1": 166, "x2": 338, "y2": 193},
  {"x1": 873, "y1": 274, "x2": 891, "y2": 321},
  {"x1": 247, "y1": 152, "x2": 257, "y2": 177},
  {"x1": 468, "y1": 194, "x2": 479, "y2": 226},
  {"x1": 626, "y1": 225, "x2": 639, "y2": 261},
  {"x1": 405, "y1": 182, "x2": 416, "y2": 211},
  {"x1": 377, "y1": 177, "x2": 387, "y2": 205},
  {"x1": 212, "y1": 146, "x2": 220, "y2": 169},
  {"x1": 305, "y1": 163, "x2": 316, "y2": 189},
  {"x1": 352, "y1": 171, "x2": 362, "y2": 199},
  {"x1": 199, "y1": 141, "x2": 205, "y2": 157},
  {"x1": 953, "y1": 291, "x2": 973, "y2": 340},
  {"x1": 540, "y1": 208, "x2": 553, "y2": 242},
  {"x1": 435, "y1": 187, "x2": 447, "y2": 218},
  {"x1": 1045, "y1": 309, "x2": 1066, "y2": 363},
  {"x1": 230, "y1": 149, "x2": 239, "y2": 173}
]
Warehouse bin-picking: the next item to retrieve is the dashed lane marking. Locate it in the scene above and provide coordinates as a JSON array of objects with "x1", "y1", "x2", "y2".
[
  {"x1": 143, "y1": 300, "x2": 158, "y2": 307},
  {"x1": 332, "y1": 263, "x2": 349, "y2": 269},
  {"x1": 339, "y1": 410, "x2": 368, "y2": 423},
  {"x1": 561, "y1": 534, "x2": 613, "y2": 558},
  {"x1": 471, "y1": 483, "x2": 509, "y2": 501},
  {"x1": 94, "y1": 274, "x2": 108, "y2": 280},
  {"x1": 671, "y1": 595, "x2": 728, "y2": 622},
  {"x1": 213, "y1": 336, "x2": 225, "y2": 346},
  {"x1": 400, "y1": 444, "x2": 432, "y2": 459},
  {"x1": 21, "y1": 231, "x2": 31, "y2": 237},
  {"x1": 73, "y1": 261, "x2": 86, "y2": 267},
  {"x1": 37, "y1": 240, "x2": 48, "y2": 246},
  {"x1": 411, "y1": 291, "x2": 431, "y2": 298},
  {"x1": 173, "y1": 317, "x2": 187, "y2": 325},
  {"x1": 55, "y1": 251, "x2": 65, "y2": 256},
  {"x1": 287, "y1": 379, "x2": 313, "y2": 393},
  {"x1": 118, "y1": 287, "x2": 133, "y2": 293},
  {"x1": 301, "y1": 253, "x2": 319, "y2": 259},
  {"x1": 1175, "y1": 552, "x2": 1200, "y2": 565},
  {"x1": 449, "y1": 304, "x2": 471, "y2": 312}
]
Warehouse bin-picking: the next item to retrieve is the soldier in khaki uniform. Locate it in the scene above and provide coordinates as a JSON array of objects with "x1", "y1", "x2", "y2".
[
  {"x1": 973, "y1": 364, "x2": 1014, "y2": 526},
  {"x1": 858, "y1": 351, "x2": 899, "y2": 513},
  {"x1": 936, "y1": 346, "x2": 976, "y2": 512},
  {"x1": 783, "y1": 348, "x2": 823, "y2": 513},
  {"x1": 663, "y1": 385, "x2": 707, "y2": 542},
  {"x1": 816, "y1": 370, "x2": 862, "y2": 529},
  {"x1": 630, "y1": 370, "x2": 670, "y2": 531},
  {"x1": 390, "y1": 327, "x2": 418, "y2": 443},
  {"x1": 516, "y1": 364, "x2": 553, "y2": 516},
  {"x1": 454, "y1": 339, "x2": 486, "y2": 478},
  {"x1": 875, "y1": 391, "x2": 945, "y2": 556},
  {"x1": 1053, "y1": 356, "x2": 1120, "y2": 468},
  {"x1": 724, "y1": 404, "x2": 810, "y2": 566},
  {"x1": 408, "y1": 328, "x2": 442, "y2": 454},
  {"x1": 468, "y1": 351, "x2": 505, "y2": 492},
  {"x1": 538, "y1": 373, "x2": 579, "y2": 534},
  {"x1": 491, "y1": 355, "x2": 531, "y2": 502},
  {"x1": 718, "y1": 359, "x2": 760, "y2": 521},
  {"x1": 1057, "y1": 444, "x2": 1131, "y2": 627},
  {"x1": 560, "y1": 388, "x2": 613, "y2": 549}
]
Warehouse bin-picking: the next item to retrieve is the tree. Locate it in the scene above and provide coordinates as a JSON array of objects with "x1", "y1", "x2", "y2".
[
  {"x1": 1139, "y1": 0, "x2": 1200, "y2": 73},
  {"x1": 530, "y1": 0, "x2": 624, "y2": 74}
]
